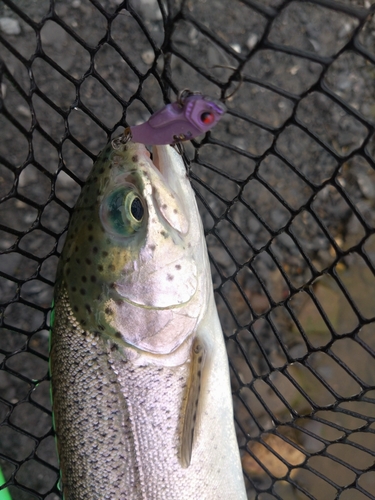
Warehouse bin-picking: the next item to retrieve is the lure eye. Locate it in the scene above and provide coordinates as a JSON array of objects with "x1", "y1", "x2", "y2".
[
  {"x1": 200, "y1": 111, "x2": 215, "y2": 125},
  {"x1": 100, "y1": 185, "x2": 146, "y2": 236}
]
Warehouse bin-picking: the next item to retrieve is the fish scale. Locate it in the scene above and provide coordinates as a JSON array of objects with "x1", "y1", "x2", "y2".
[
  {"x1": 52, "y1": 289, "x2": 245, "y2": 499},
  {"x1": 50, "y1": 139, "x2": 247, "y2": 499},
  {"x1": 51, "y1": 290, "x2": 135, "y2": 499}
]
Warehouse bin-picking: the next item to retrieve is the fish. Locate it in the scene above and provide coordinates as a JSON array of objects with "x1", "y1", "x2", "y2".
[{"x1": 50, "y1": 137, "x2": 247, "y2": 499}]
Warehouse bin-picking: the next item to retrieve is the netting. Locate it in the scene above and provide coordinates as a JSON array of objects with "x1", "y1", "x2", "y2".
[{"x1": 1, "y1": 0, "x2": 375, "y2": 498}]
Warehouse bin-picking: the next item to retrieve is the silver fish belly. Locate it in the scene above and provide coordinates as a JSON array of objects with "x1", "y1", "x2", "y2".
[{"x1": 50, "y1": 139, "x2": 247, "y2": 499}]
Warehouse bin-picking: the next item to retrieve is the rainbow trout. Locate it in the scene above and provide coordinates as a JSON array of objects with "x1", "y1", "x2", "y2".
[{"x1": 50, "y1": 137, "x2": 247, "y2": 499}]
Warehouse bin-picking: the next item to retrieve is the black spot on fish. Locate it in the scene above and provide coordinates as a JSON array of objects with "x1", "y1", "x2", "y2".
[
  {"x1": 93, "y1": 246, "x2": 98, "y2": 254},
  {"x1": 75, "y1": 245, "x2": 79, "y2": 252},
  {"x1": 81, "y1": 276, "x2": 87, "y2": 283},
  {"x1": 160, "y1": 230, "x2": 168, "y2": 239},
  {"x1": 72, "y1": 286, "x2": 77, "y2": 292},
  {"x1": 174, "y1": 209, "x2": 178, "y2": 214},
  {"x1": 108, "y1": 264, "x2": 115, "y2": 271},
  {"x1": 88, "y1": 224, "x2": 93, "y2": 231},
  {"x1": 167, "y1": 274, "x2": 174, "y2": 281},
  {"x1": 98, "y1": 265, "x2": 103, "y2": 271},
  {"x1": 106, "y1": 238, "x2": 111, "y2": 245},
  {"x1": 88, "y1": 235, "x2": 93, "y2": 242},
  {"x1": 85, "y1": 258, "x2": 92, "y2": 265},
  {"x1": 132, "y1": 155, "x2": 138, "y2": 162},
  {"x1": 110, "y1": 343, "x2": 118, "y2": 351},
  {"x1": 198, "y1": 356, "x2": 203, "y2": 364},
  {"x1": 76, "y1": 258, "x2": 81, "y2": 264},
  {"x1": 102, "y1": 251, "x2": 108, "y2": 257},
  {"x1": 80, "y1": 288, "x2": 86, "y2": 295},
  {"x1": 90, "y1": 276, "x2": 97, "y2": 283},
  {"x1": 115, "y1": 331, "x2": 122, "y2": 338},
  {"x1": 80, "y1": 319, "x2": 86, "y2": 326},
  {"x1": 175, "y1": 264, "x2": 181, "y2": 270},
  {"x1": 73, "y1": 306, "x2": 79, "y2": 313},
  {"x1": 85, "y1": 304, "x2": 92, "y2": 313},
  {"x1": 98, "y1": 324, "x2": 105, "y2": 331},
  {"x1": 149, "y1": 244, "x2": 156, "y2": 251},
  {"x1": 162, "y1": 204, "x2": 168, "y2": 210},
  {"x1": 66, "y1": 268, "x2": 71, "y2": 276},
  {"x1": 99, "y1": 167, "x2": 105, "y2": 174},
  {"x1": 105, "y1": 307, "x2": 113, "y2": 315}
]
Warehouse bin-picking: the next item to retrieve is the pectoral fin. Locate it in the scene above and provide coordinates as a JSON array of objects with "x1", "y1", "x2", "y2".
[{"x1": 180, "y1": 337, "x2": 206, "y2": 468}]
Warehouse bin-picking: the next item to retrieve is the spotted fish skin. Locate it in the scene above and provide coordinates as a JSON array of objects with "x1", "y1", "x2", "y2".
[{"x1": 50, "y1": 139, "x2": 247, "y2": 499}]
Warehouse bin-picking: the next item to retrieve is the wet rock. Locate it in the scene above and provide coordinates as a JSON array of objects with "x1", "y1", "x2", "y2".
[{"x1": 0, "y1": 17, "x2": 21, "y2": 35}]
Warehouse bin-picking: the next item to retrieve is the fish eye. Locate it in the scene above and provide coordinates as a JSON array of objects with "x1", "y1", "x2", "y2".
[
  {"x1": 130, "y1": 197, "x2": 144, "y2": 221},
  {"x1": 100, "y1": 185, "x2": 146, "y2": 236}
]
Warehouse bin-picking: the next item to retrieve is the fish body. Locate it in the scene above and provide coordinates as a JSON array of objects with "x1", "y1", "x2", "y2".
[{"x1": 50, "y1": 138, "x2": 247, "y2": 499}]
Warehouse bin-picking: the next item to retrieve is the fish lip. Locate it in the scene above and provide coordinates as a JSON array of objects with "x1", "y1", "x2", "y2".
[
  {"x1": 150, "y1": 144, "x2": 187, "y2": 195},
  {"x1": 151, "y1": 145, "x2": 163, "y2": 174},
  {"x1": 151, "y1": 145, "x2": 180, "y2": 178}
]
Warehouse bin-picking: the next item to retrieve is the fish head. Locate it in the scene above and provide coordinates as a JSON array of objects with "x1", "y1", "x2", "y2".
[{"x1": 56, "y1": 139, "x2": 210, "y2": 356}]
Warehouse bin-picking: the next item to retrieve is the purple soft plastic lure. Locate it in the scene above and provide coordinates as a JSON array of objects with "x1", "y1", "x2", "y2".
[{"x1": 129, "y1": 92, "x2": 226, "y2": 145}]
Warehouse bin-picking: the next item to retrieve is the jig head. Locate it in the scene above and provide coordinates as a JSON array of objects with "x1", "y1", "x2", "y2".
[{"x1": 129, "y1": 90, "x2": 226, "y2": 145}]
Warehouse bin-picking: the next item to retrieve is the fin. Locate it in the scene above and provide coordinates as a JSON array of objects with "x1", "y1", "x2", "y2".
[{"x1": 180, "y1": 337, "x2": 206, "y2": 468}]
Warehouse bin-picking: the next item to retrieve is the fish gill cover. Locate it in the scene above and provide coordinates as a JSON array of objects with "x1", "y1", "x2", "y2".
[{"x1": 0, "y1": 0, "x2": 375, "y2": 499}]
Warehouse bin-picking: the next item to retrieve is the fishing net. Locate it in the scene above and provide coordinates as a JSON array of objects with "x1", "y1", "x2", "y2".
[{"x1": 1, "y1": 0, "x2": 375, "y2": 498}]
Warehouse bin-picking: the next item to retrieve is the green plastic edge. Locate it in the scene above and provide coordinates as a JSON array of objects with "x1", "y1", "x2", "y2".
[
  {"x1": 49, "y1": 301, "x2": 64, "y2": 499},
  {"x1": 0, "y1": 467, "x2": 12, "y2": 500}
]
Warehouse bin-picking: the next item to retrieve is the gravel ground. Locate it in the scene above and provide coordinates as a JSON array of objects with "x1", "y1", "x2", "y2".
[{"x1": 1, "y1": 0, "x2": 375, "y2": 499}]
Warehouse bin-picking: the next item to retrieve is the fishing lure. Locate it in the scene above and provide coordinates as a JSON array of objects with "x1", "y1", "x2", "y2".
[{"x1": 129, "y1": 90, "x2": 226, "y2": 145}]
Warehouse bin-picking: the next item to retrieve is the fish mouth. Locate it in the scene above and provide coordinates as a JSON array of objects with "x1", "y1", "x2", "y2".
[
  {"x1": 112, "y1": 291, "x2": 194, "y2": 310},
  {"x1": 150, "y1": 145, "x2": 163, "y2": 173},
  {"x1": 150, "y1": 145, "x2": 187, "y2": 194}
]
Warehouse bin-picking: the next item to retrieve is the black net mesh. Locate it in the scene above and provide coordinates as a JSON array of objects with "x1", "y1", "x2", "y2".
[{"x1": 1, "y1": 0, "x2": 375, "y2": 498}]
